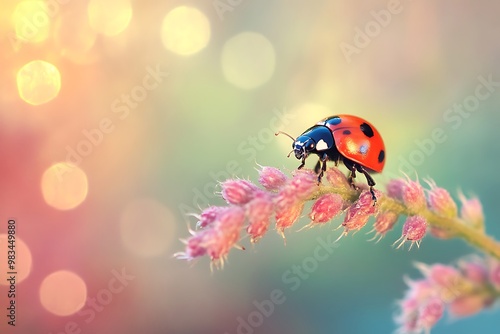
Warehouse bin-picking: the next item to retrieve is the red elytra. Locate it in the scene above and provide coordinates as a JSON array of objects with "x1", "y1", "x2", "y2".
[{"x1": 318, "y1": 115, "x2": 385, "y2": 173}]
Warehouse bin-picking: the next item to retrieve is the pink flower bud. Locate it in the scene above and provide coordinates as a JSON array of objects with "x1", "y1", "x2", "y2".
[
  {"x1": 220, "y1": 179, "x2": 258, "y2": 205},
  {"x1": 449, "y1": 294, "x2": 488, "y2": 317},
  {"x1": 396, "y1": 215, "x2": 427, "y2": 249},
  {"x1": 402, "y1": 179, "x2": 426, "y2": 212},
  {"x1": 403, "y1": 216, "x2": 427, "y2": 241},
  {"x1": 183, "y1": 232, "x2": 209, "y2": 259},
  {"x1": 417, "y1": 297, "x2": 444, "y2": 332},
  {"x1": 246, "y1": 193, "x2": 274, "y2": 243},
  {"x1": 258, "y1": 166, "x2": 288, "y2": 191},
  {"x1": 373, "y1": 211, "x2": 398, "y2": 236},
  {"x1": 325, "y1": 167, "x2": 350, "y2": 188},
  {"x1": 426, "y1": 180, "x2": 457, "y2": 218},
  {"x1": 175, "y1": 227, "x2": 218, "y2": 261},
  {"x1": 342, "y1": 190, "x2": 379, "y2": 234},
  {"x1": 458, "y1": 192, "x2": 484, "y2": 229},
  {"x1": 289, "y1": 169, "x2": 318, "y2": 200},
  {"x1": 209, "y1": 207, "x2": 246, "y2": 260},
  {"x1": 386, "y1": 178, "x2": 405, "y2": 200},
  {"x1": 197, "y1": 206, "x2": 225, "y2": 228},
  {"x1": 309, "y1": 193, "x2": 344, "y2": 224},
  {"x1": 275, "y1": 202, "x2": 304, "y2": 237}
]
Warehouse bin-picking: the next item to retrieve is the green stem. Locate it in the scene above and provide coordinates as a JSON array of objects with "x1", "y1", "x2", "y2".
[{"x1": 310, "y1": 185, "x2": 500, "y2": 260}]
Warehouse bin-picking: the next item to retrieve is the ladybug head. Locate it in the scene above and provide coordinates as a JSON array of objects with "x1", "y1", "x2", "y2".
[
  {"x1": 276, "y1": 127, "x2": 333, "y2": 161},
  {"x1": 293, "y1": 135, "x2": 315, "y2": 160}
]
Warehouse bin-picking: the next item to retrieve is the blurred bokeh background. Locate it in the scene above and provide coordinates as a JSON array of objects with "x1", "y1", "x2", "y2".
[{"x1": 1, "y1": 0, "x2": 500, "y2": 333}]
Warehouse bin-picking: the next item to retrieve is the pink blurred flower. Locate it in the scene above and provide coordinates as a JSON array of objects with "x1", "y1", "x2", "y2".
[
  {"x1": 372, "y1": 211, "x2": 399, "y2": 240},
  {"x1": 449, "y1": 294, "x2": 488, "y2": 317},
  {"x1": 396, "y1": 256, "x2": 500, "y2": 334},
  {"x1": 401, "y1": 178, "x2": 426, "y2": 212},
  {"x1": 459, "y1": 258, "x2": 488, "y2": 284},
  {"x1": 426, "y1": 180, "x2": 458, "y2": 218},
  {"x1": 417, "y1": 297, "x2": 444, "y2": 332},
  {"x1": 488, "y1": 259, "x2": 500, "y2": 290},
  {"x1": 458, "y1": 192, "x2": 484, "y2": 230},
  {"x1": 386, "y1": 178, "x2": 405, "y2": 200},
  {"x1": 429, "y1": 226, "x2": 456, "y2": 239}
]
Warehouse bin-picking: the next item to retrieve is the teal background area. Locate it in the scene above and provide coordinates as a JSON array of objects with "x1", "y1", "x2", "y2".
[{"x1": 1, "y1": 1, "x2": 500, "y2": 333}]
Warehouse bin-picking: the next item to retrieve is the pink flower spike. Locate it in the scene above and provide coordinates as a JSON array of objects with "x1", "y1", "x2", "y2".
[
  {"x1": 220, "y1": 179, "x2": 258, "y2": 205},
  {"x1": 426, "y1": 179, "x2": 458, "y2": 218},
  {"x1": 325, "y1": 167, "x2": 350, "y2": 188},
  {"x1": 395, "y1": 215, "x2": 427, "y2": 249},
  {"x1": 258, "y1": 166, "x2": 288, "y2": 191},
  {"x1": 342, "y1": 190, "x2": 379, "y2": 234},
  {"x1": 417, "y1": 297, "x2": 444, "y2": 333},
  {"x1": 370, "y1": 211, "x2": 398, "y2": 241},
  {"x1": 401, "y1": 178, "x2": 426, "y2": 212},
  {"x1": 458, "y1": 192, "x2": 484, "y2": 230},
  {"x1": 424, "y1": 264, "x2": 465, "y2": 298},
  {"x1": 246, "y1": 193, "x2": 274, "y2": 243},
  {"x1": 309, "y1": 193, "x2": 344, "y2": 224}
]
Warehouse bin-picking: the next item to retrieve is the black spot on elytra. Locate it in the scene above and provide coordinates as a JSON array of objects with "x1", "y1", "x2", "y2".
[
  {"x1": 378, "y1": 150, "x2": 385, "y2": 163},
  {"x1": 360, "y1": 123, "x2": 374, "y2": 138},
  {"x1": 342, "y1": 130, "x2": 351, "y2": 135}
]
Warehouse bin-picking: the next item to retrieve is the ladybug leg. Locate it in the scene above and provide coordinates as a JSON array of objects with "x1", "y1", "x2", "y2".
[
  {"x1": 344, "y1": 161, "x2": 358, "y2": 190},
  {"x1": 316, "y1": 154, "x2": 328, "y2": 183},
  {"x1": 314, "y1": 159, "x2": 321, "y2": 174},
  {"x1": 356, "y1": 165, "x2": 377, "y2": 203},
  {"x1": 347, "y1": 166, "x2": 358, "y2": 190}
]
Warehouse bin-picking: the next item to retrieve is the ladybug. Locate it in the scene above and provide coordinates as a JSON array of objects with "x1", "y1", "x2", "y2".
[{"x1": 276, "y1": 115, "x2": 385, "y2": 201}]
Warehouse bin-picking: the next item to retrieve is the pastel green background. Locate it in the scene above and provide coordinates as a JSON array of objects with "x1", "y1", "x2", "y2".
[{"x1": 1, "y1": 1, "x2": 499, "y2": 333}]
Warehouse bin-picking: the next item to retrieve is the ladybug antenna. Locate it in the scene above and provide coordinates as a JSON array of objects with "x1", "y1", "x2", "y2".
[
  {"x1": 287, "y1": 150, "x2": 293, "y2": 158},
  {"x1": 275, "y1": 131, "x2": 295, "y2": 142}
]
